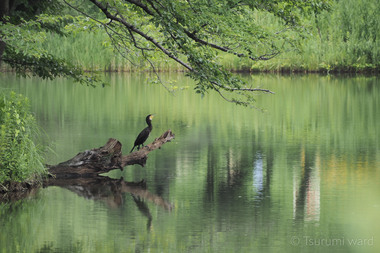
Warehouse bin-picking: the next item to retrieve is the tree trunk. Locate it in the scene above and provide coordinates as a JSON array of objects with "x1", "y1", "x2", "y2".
[
  {"x1": 48, "y1": 130, "x2": 175, "y2": 178},
  {"x1": 0, "y1": 0, "x2": 9, "y2": 65},
  {"x1": 0, "y1": 0, "x2": 10, "y2": 19}
]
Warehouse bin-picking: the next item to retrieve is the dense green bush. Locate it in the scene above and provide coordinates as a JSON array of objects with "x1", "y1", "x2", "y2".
[{"x1": 0, "y1": 91, "x2": 46, "y2": 185}]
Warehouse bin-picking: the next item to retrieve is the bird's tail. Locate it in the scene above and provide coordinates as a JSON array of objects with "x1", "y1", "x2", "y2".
[{"x1": 130, "y1": 146, "x2": 135, "y2": 153}]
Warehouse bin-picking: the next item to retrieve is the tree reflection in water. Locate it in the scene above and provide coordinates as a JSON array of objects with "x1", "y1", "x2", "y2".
[
  {"x1": 293, "y1": 147, "x2": 320, "y2": 222},
  {"x1": 44, "y1": 176, "x2": 173, "y2": 230}
]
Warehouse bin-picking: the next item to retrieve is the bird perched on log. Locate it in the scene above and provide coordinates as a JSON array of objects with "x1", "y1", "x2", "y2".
[{"x1": 130, "y1": 114, "x2": 154, "y2": 153}]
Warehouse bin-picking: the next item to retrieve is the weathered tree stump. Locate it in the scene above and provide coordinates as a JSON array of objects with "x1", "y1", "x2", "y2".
[{"x1": 47, "y1": 130, "x2": 175, "y2": 178}]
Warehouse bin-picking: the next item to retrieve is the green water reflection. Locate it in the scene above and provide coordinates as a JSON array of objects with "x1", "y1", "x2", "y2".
[{"x1": 0, "y1": 73, "x2": 379, "y2": 252}]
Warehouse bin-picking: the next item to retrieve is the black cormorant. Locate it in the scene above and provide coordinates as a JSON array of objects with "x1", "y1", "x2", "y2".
[{"x1": 130, "y1": 114, "x2": 154, "y2": 152}]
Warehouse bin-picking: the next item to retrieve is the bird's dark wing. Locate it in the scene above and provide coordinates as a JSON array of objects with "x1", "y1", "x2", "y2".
[{"x1": 134, "y1": 127, "x2": 151, "y2": 146}]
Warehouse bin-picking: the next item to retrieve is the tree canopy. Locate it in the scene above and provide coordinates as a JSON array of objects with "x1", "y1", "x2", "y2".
[{"x1": 0, "y1": 0, "x2": 331, "y2": 105}]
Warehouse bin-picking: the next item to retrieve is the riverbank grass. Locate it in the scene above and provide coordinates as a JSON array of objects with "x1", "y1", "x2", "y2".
[{"x1": 0, "y1": 91, "x2": 47, "y2": 192}]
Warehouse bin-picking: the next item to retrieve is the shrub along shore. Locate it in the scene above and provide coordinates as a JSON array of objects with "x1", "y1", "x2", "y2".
[{"x1": 0, "y1": 91, "x2": 46, "y2": 194}]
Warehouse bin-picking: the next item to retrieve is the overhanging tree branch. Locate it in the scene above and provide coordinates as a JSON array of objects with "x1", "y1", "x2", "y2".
[
  {"x1": 2, "y1": 0, "x2": 331, "y2": 106},
  {"x1": 79, "y1": 0, "x2": 277, "y2": 104},
  {"x1": 211, "y1": 81, "x2": 275, "y2": 94},
  {"x1": 124, "y1": 0, "x2": 279, "y2": 62},
  {"x1": 62, "y1": 0, "x2": 331, "y2": 105},
  {"x1": 89, "y1": 0, "x2": 193, "y2": 71}
]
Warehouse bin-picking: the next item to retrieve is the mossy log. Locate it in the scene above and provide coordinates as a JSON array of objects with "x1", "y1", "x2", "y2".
[{"x1": 47, "y1": 130, "x2": 175, "y2": 178}]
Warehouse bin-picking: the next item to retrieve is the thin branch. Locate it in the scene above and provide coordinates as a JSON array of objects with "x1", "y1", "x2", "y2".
[
  {"x1": 104, "y1": 27, "x2": 137, "y2": 66},
  {"x1": 127, "y1": 28, "x2": 154, "y2": 51},
  {"x1": 125, "y1": 0, "x2": 155, "y2": 15},
  {"x1": 211, "y1": 81, "x2": 275, "y2": 94},
  {"x1": 63, "y1": 0, "x2": 136, "y2": 66},
  {"x1": 141, "y1": 49, "x2": 174, "y2": 94},
  {"x1": 89, "y1": 0, "x2": 194, "y2": 71},
  {"x1": 124, "y1": 0, "x2": 279, "y2": 63},
  {"x1": 214, "y1": 86, "x2": 246, "y2": 104}
]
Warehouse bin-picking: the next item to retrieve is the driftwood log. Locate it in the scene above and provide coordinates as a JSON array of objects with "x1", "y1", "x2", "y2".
[{"x1": 48, "y1": 130, "x2": 175, "y2": 178}]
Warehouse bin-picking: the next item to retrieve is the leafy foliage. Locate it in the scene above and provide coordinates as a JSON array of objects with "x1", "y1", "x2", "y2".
[
  {"x1": 24, "y1": 0, "x2": 379, "y2": 74},
  {"x1": 3, "y1": 44, "x2": 104, "y2": 86},
  {"x1": 0, "y1": 91, "x2": 47, "y2": 184},
  {"x1": 72, "y1": 0, "x2": 329, "y2": 104},
  {"x1": 1, "y1": 0, "x2": 331, "y2": 105},
  {"x1": 0, "y1": 2, "x2": 106, "y2": 87}
]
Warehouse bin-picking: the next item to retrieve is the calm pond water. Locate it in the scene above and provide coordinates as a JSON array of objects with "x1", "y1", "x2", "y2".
[{"x1": 0, "y1": 73, "x2": 379, "y2": 253}]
